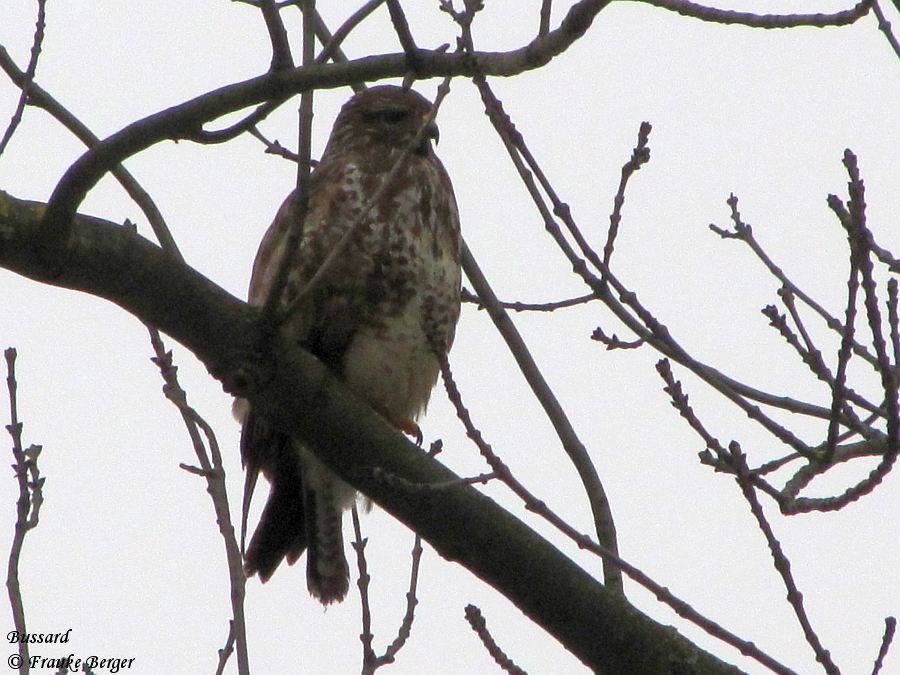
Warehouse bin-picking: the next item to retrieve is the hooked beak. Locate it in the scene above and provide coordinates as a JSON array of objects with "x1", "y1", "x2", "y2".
[
  {"x1": 416, "y1": 120, "x2": 440, "y2": 156},
  {"x1": 425, "y1": 120, "x2": 440, "y2": 145}
]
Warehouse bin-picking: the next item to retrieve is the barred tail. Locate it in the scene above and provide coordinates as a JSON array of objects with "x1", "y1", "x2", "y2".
[
  {"x1": 303, "y1": 480, "x2": 350, "y2": 604},
  {"x1": 242, "y1": 410, "x2": 349, "y2": 603}
]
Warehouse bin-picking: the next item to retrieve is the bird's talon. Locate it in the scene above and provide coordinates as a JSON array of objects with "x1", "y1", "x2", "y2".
[{"x1": 400, "y1": 419, "x2": 424, "y2": 446}]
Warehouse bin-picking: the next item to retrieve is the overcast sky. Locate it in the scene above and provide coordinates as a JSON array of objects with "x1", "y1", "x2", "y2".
[{"x1": 1, "y1": 1, "x2": 899, "y2": 673}]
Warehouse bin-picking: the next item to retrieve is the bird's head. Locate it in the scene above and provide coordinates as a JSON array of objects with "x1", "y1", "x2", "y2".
[{"x1": 330, "y1": 85, "x2": 440, "y2": 158}]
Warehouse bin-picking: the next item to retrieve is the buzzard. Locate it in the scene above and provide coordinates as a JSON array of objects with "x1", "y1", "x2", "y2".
[{"x1": 235, "y1": 85, "x2": 462, "y2": 604}]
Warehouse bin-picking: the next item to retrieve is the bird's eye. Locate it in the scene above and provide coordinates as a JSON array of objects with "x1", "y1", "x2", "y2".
[{"x1": 376, "y1": 107, "x2": 409, "y2": 124}]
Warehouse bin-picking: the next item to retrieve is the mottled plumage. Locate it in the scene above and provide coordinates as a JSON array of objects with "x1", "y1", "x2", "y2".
[{"x1": 236, "y1": 85, "x2": 461, "y2": 604}]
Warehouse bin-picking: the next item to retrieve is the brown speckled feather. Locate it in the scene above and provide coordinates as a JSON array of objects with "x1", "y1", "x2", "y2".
[{"x1": 236, "y1": 86, "x2": 461, "y2": 604}]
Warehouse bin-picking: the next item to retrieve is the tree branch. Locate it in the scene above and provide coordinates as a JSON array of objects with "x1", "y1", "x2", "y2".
[
  {"x1": 634, "y1": 0, "x2": 870, "y2": 28},
  {"x1": 39, "y1": 0, "x2": 617, "y2": 247},
  {"x1": 0, "y1": 191, "x2": 744, "y2": 674}
]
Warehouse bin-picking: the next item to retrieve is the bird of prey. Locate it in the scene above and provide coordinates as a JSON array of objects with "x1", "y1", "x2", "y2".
[{"x1": 235, "y1": 85, "x2": 462, "y2": 604}]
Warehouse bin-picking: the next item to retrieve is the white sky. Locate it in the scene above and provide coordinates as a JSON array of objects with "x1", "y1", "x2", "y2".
[{"x1": 1, "y1": 1, "x2": 899, "y2": 673}]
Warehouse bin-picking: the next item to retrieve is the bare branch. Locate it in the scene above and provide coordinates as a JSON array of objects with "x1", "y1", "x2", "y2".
[
  {"x1": 441, "y1": 352, "x2": 791, "y2": 674},
  {"x1": 711, "y1": 194, "x2": 879, "y2": 368},
  {"x1": 605, "y1": 121, "x2": 651, "y2": 268},
  {"x1": 656, "y1": 359, "x2": 730, "y2": 465},
  {"x1": 352, "y1": 507, "x2": 378, "y2": 671},
  {"x1": 0, "y1": 0, "x2": 46, "y2": 157},
  {"x1": 473, "y1": 56, "x2": 829, "y2": 457},
  {"x1": 5, "y1": 347, "x2": 44, "y2": 674},
  {"x1": 538, "y1": 0, "x2": 553, "y2": 36},
  {"x1": 729, "y1": 444, "x2": 840, "y2": 675},
  {"x1": 214, "y1": 620, "x2": 236, "y2": 675},
  {"x1": 187, "y1": 99, "x2": 288, "y2": 144},
  {"x1": 38, "y1": 0, "x2": 620, "y2": 243},
  {"x1": 872, "y1": 616, "x2": 897, "y2": 675},
  {"x1": 635, "y1": 0, "x2": 870, "y2": 28},
  {"x1": 590, "y1": 326, "x2": 644, "y2": 350},
  {"x1": 376, "y1": 534, "x2": 423, "y2": 667},
  {"x1": 260, "y1": 0, "x2": 319, "y2": 325},
  {"x1": 148, "y1": 331, "x2": 249, "y2": 675},
  {"x1": 0, "y1": 43, "x2": 181, "y2": 259},
  {"x1": 461, "y1": 288, "x2": 598, "y2": 313},
  {"x1": 870, "y1": 0, "x2": 900, "y2": 60},
  {"x1": 0, "y1": 192, "x2": 776, "y2": 674},
  {"x1": 762, "y1": 301, "x2": 876, "y2": 437},
  {"x1": 840, "y1": 150, "x2": 899, "y2": 452},
  {"x1": 779, "y1": 440, "x2": 900, "y2": 514},
  {"x1": 387, "y1": 0, "x2": 422, "y2": 70},
  {"x1": 825, "y1": 196, "x2": 863, "y2": 460},
  {"x1": 464, "y1": 605, "x2": 528, "y2": 675},
  {"x1": 316, "y1": 1, "x2": 385, "y2": 67},
  {"x1": 889, "y1": 279, "x2": 900, "y2": 367},
  {"x1": 354, "y1": 450, "x2": 424, "y2": 675},
  {"x1": 460, "y1": 243, "x2": 623, "y2": 592},
  {"x1": 258, "y1": 0, "x2": 295, "y2": 70},
  {"x1": 248, "y1": 125, "x2": 303, "y2": 162},
  {"x1": 448, "y1": 6, "x2": 622, "y2": 593}
]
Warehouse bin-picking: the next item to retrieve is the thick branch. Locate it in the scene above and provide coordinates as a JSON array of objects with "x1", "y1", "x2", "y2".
[
  {"x1": 40, "y1": 0, "x2": 614, "y2": 245},
  {"x1": 0, "y1": 192, "x2": 743, "y2": 674}
]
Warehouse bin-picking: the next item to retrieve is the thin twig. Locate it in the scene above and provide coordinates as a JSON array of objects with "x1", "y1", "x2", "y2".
[
  {"x1": 370, "y1": 443, "x2": 438, "y2": 668},
  {"x1": 259, "y1": 0, "x2": 318, "y2": 325},
  {"x1": 5, "y1": 348, "x2": 44, "y2": 674},
  {"x1": 259, "y1": 0, "x2": 295, "y2": 70},
  {"x1": 316, "y1": 0, "x2": 386, "y2": 66},
  {"x1": 591, "y1": 326, "x2": 644, "y2": 350},
  {"x1": 825, "y1": 192, "x2": 862, "y2": 461},
  {"x1": 148, "y1": 331, "x2": 249, "y2": 675},
  {"x1": 888, "y1": 280, "x2": 900, "y2": 369},
  {"x1": 761, "y1": 304, "x2": 875, "y2": 430},
  {"x1": 352, "y1": 506, "x2": 378, "y2": 672},
  {"x1": 461, "y1": 243, "x2": 623, "y2": 593},
  {"x1": 775, "y1": 289, "x2": 879, "y2": 430},
  {"x1": 452, "y1": 13, "x2": 622, "y2": 592},
  {"x1": 655, "y1": 359, "x2": 730, "y2": 466},
  {"x1": 356, "y1": 448, "x2": 430, "y2": 673},
  {"x1": 461, "y1": 288, "x2": 598, "y2": 313},
  {"x1": 0, "y1": 44, "x2": 181, "y2": 258},
  {"x1": 188, "y1": 99, "x2": 287, "y2": 144},
  {"x1": 248, "y1": 126, "x2": 303, "y2": 163},
  {"x1": 376, "y1": 533, "x2": 424, "y2": 667},
  {"x1": 372, "y1": 467, "x2": 496, "y2": 491},
  {"x1": 538, "y1": 0, "x2": 553, "y2": 36},
  {"x1": 440, "y1": 354, "x2": 794, "y2": 674},
  {"x1": 711, "y1": 194, "x2": 879, "y2": 368},
  {"x1": 729, "y1": 443, "x2": 840, "y2": 675},
  {"x1": 387, "y1": 0, "x2": 422, "y2": 71},
  {"x1": 604, "y1": 121, "x2": 651, "y2": 268},
  {"x1": 472, "y1": 53, "x2": 828, "y2": 453},
  {"x1": 840, "y1": 150, "x2": 899, "y2": 453},
  {"x1": 637, "y1": 0, "x2": 870, "y2": 28},
  {"x1": 871, "y1": 616, "x2": 897, "y2": 675},
  {"x1": 464, "y1": 605, "x2": 528, "y2": 675},
  {"x1": 779, "y1": 435, "x2": 887, "y2": 498},
  {"x1": 870, "y1": 0, "x2": 900, "y2": 60},
  {"x1": 214, "y1": 620, "x2": 236, "y2": 675},
  {"x1": 0, "y1": 0, "x2": 46, "y2": 157}
]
